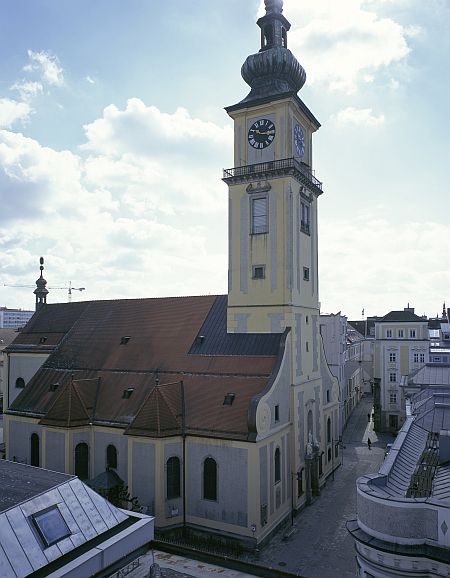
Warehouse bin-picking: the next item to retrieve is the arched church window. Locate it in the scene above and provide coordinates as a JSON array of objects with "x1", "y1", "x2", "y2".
[
  {"x1": 274, "y1": 447, "x2": 281, "y2": 483},
  {"x1": 166, "y1": 456, "x2": 181, "y2": 500},
  {"x1": 203, "y1": 457, "x2": 217, "y2": 501},
  {"x1": 75, "y1": 442, "x2": 89, "y2": 480},
  {"x1": 30, "y1": 433, "x2": 39, "y2": 467},
  {"x1": 106, "y1": 444, "x2": 117, "y2": 469}
]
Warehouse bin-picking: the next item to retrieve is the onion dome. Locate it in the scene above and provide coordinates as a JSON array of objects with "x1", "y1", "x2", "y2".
[{"x1": 239, "y1": 0, "x2": 306, "y2": 103}]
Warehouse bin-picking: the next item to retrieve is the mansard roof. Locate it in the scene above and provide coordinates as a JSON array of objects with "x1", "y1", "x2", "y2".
[
  {"x1": 9, "y1": 295, "x2": 284, "y2": 441},
  {"x1": 379, "y1": 310, "x2": 426, "y2": 323}
]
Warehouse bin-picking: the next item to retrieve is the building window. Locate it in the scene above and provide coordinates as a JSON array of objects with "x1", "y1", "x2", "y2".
[
  {"x1": 419, "y1": 353, "x2": 425, "y2": 363},
  {"x1": 389, "y1": 373, "x2": 396, "y2": 383},
  {"x1": 398, "y1": 329, "x2": 404, "y2": 338},
  {"x1": 75, "y1": 443, "x2": 89, "y2": 480},
  {"x1": 306, "y1": 341, "x2": 309, "y2": 352},
  {"x1": 251, "y1": 197, "x2": 268, "y2": 234},
  {"x1": 386, "y1": 329, "x2": 392, "y2": 338},
  {"x1": 328, "y1": 448, "x2": 332, "y2": 462},
  {"x1": 252, "y1": 265, "x2": 265, "y2": 279},
  {"x1": 297, "y1": 469, "x2": 303, "y2": 497},
  {"x1": 300, "y1": 201, "x2": 310, "y2": 234},
  {"x1": 389, "y1": 415, "x2": 398, "y2": 430},
  {"x1": 106, "y1": 444, "x2": 117, "y2": 470},
  {"x1": 274, "y1": 405, "x2": 280, "y2": 422},
  {"x1": 203, "y1": 457, "x2": 217, "y2": 501},
  {"x1": 390, "y1": 393, "x2": 397, "y2": 403},
  {"x1": 326, "y1": 389, "x2": 330, "y2": 403},
  {"x1": 327, "y1": 418, "x2": 331, "y2": 443},
  {"x1": 15, "y1": 377, "x2": 25, "y2": 388},
  {"x1": 305, "y1": 316, "x2": 309, "y2": 324},
  {"x1": 319, "y1": 452, "x2": 323, "y2": 476},
  {"x1": 167, "y1": 457, "x2": 181, "y2": 500},
  {"x1": 274, "y1": 448, "x2": 281, "y2": 483},
  {"x1": 389, "y1": 353, "x2": 396, "y2": 363},
  {"x1": 410, "y1": 329, "x2": 416, "y2": 338},
  {"x1": 30, "y1": 433, "x2": 39, "y2": 467},
  {"x1": 414, "y1": 353, "x2": 419, "y2": 363},
  {"x1": 303, "y1": 267, "x2": 310, "y2": 281}
]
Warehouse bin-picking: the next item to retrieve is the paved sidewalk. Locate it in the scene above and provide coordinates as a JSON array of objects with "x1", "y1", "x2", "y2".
[{"x1": 242, "y1": 394, "x2": 394, "y2": 578}]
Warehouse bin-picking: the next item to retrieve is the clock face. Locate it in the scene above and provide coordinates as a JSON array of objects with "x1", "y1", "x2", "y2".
[
  {"x1": 248, "y1": 119, "x2": 276, "y2": 150},
  {"x1": 294, "y1": 123, "x2": 305, "y2": 157}
]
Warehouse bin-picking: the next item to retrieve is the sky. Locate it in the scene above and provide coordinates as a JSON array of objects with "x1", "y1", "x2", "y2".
[{"x1": 0, "y1": 0, "x2": 449, "y2": 319}]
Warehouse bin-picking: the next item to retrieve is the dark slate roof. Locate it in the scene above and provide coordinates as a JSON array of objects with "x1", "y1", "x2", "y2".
[
  {"x1": 348, "y1": 318, "x2": 378, "y2": 337},
  {"x1": 0, "y1": 460, "x2": 73, "y2": 513},
  {"x1": 9, "y1": 295, "x2": 283, "y2": 441},
  {"x1": 189, "y1": 295, "x2": 282, "y2": 355},
  {"x1": 379, "y1": 310, "x2": 426, "y2": 323}
]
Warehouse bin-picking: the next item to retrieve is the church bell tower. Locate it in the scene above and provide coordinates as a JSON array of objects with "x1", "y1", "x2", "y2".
[{"x1": 224, "y1": 0, "x2": 324, "y2": 336}]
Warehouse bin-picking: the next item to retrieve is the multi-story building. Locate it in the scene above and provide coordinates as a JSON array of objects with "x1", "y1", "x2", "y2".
[
  {"x1": 321, "y1": 313, "x2": 365, "y2": 435},
  {"x1": 428, "y1": 306, "x2": 450, "y2": 364},
  {"x1": 3, "y1": 0, "x2": 339, "y2": 548},
  {"x1": 373, "y1": 307, "x2": 428, "y2": 433},
  {"x1": 348, "y1": 380, "x2": 450, "y2": 577},
  {"x1": 0, "y1": 328, "x2": 17, "y2": 410},
  {"x1": 0, "y1": 307, "x2": 34, "y2": 329}
]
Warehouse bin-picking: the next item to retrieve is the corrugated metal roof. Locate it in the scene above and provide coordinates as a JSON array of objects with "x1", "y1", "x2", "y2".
[{"x1": 409, "y1": 365, "x2": 450, "y2": 387}]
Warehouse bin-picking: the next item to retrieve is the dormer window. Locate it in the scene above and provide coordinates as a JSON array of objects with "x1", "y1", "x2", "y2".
[
  {"x1": 223, "y1": 393, "x2": 235, "y2": 406},
  {"x1": 122, "y1": 387, "x2": 134, "y2": 399}
]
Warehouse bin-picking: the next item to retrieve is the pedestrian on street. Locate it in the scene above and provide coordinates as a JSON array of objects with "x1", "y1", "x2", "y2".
[{"x1": 367, "y1": 438, "x2": 372, "y2": 450}]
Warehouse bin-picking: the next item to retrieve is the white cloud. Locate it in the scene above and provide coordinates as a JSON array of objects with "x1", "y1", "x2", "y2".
[
  {"x1": 0, "y1": 99, "x2": 32, "y2": 128},
  {"x1": 85, "y1": 75, "x2": 95, "y2": 85},
  {"x1": 10, "y1": 80, "x2": 43, "y2": 101},
  {"x1": 333, "y1": 107, "x2": 385, "y2": 126},
  {"x1": 259, "y1": 0, "x2": 413, "y2": 93},
  {"x1": 320, "y1": 216, "x2": 450, "y2": 318},
  {"x1": 24, "y1": 50, "x2": 64, "y2": 87},
  {"x1": 0, "y1": 102, "x2": 231, "y2": 308}
]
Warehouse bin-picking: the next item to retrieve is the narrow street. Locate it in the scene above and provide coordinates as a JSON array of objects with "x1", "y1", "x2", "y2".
[{"x1": 244, "y1": 394, "x2": 394, "y2": 577}]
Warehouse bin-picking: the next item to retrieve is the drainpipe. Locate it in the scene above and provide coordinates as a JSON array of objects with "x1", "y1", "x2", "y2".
[{"x1": 180, "y1": 380, "x2": 187, "y2": 539}]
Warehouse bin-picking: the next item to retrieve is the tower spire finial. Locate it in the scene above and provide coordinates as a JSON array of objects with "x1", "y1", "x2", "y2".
[
  {"x1": 34, "y1": 256, "x2": 49, "y2": 311},
  {"x1": 265, "y1": 0, "x2": 283, "y2": 14}
]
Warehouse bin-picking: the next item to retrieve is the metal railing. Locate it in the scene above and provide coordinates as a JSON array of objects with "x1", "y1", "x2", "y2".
[{"x1": 223, "y1": 157, "x2": 323, "y2": 191}]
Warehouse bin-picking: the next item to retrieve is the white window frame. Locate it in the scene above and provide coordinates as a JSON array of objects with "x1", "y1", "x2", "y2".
[
  {"x1": 410, "y1": 329, "x2": 416, "y2": 338},
  {"x1": 389, "y1": 372, "x2": 396, "y2": 383},
  {"x1": 386, "y1": 329, "x2": 392, "y2": 338},
  {"x1": 398, "y1": 329, "x2": 404, "y2": 338},
  {"x1": 390, "y1": 393, "x2": 397, "y2": 404},
  {"x1": 389, "y1": 353, "x2": 396, "y2": 363}
]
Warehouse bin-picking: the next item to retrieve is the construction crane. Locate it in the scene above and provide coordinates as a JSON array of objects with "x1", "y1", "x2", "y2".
[
  {"x1": 49, "y1": 282, "x2": 86, "y2": 303},
  {"x1": 3, "y1": 281, "x2": 86, "y2": 303}
]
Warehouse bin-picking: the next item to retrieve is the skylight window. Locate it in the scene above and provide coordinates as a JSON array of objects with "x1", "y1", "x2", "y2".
[{"x1": 31, "y1": 506, "x2": 71, "y2": 548}]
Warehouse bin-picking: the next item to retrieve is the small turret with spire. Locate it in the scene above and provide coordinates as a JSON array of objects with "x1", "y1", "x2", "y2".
[{"x1": 34, "y1": 256, "x2": 49, "y2": 311}]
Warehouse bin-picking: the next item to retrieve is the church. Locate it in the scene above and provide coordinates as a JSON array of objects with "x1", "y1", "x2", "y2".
[{"x1": 4, "y1": 0, "x2": 339, "y2": 547}]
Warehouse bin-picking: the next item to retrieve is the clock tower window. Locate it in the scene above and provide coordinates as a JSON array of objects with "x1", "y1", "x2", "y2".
[
  {"x1": 300, "y1": 201, "x2": 311, "y2": 234},
  {"x1": 251, "y1": 196, "x2": 269, "y2": 234}
]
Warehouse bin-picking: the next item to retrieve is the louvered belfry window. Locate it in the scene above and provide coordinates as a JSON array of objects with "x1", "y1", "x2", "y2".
[{"x1": 251, "y1": 197, "x2": 268, "y2": 234}]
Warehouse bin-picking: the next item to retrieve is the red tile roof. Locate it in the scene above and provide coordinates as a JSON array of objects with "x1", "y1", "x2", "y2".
[{"x1": 9, "y1": 296, "x2": 283, "y2": 440}]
